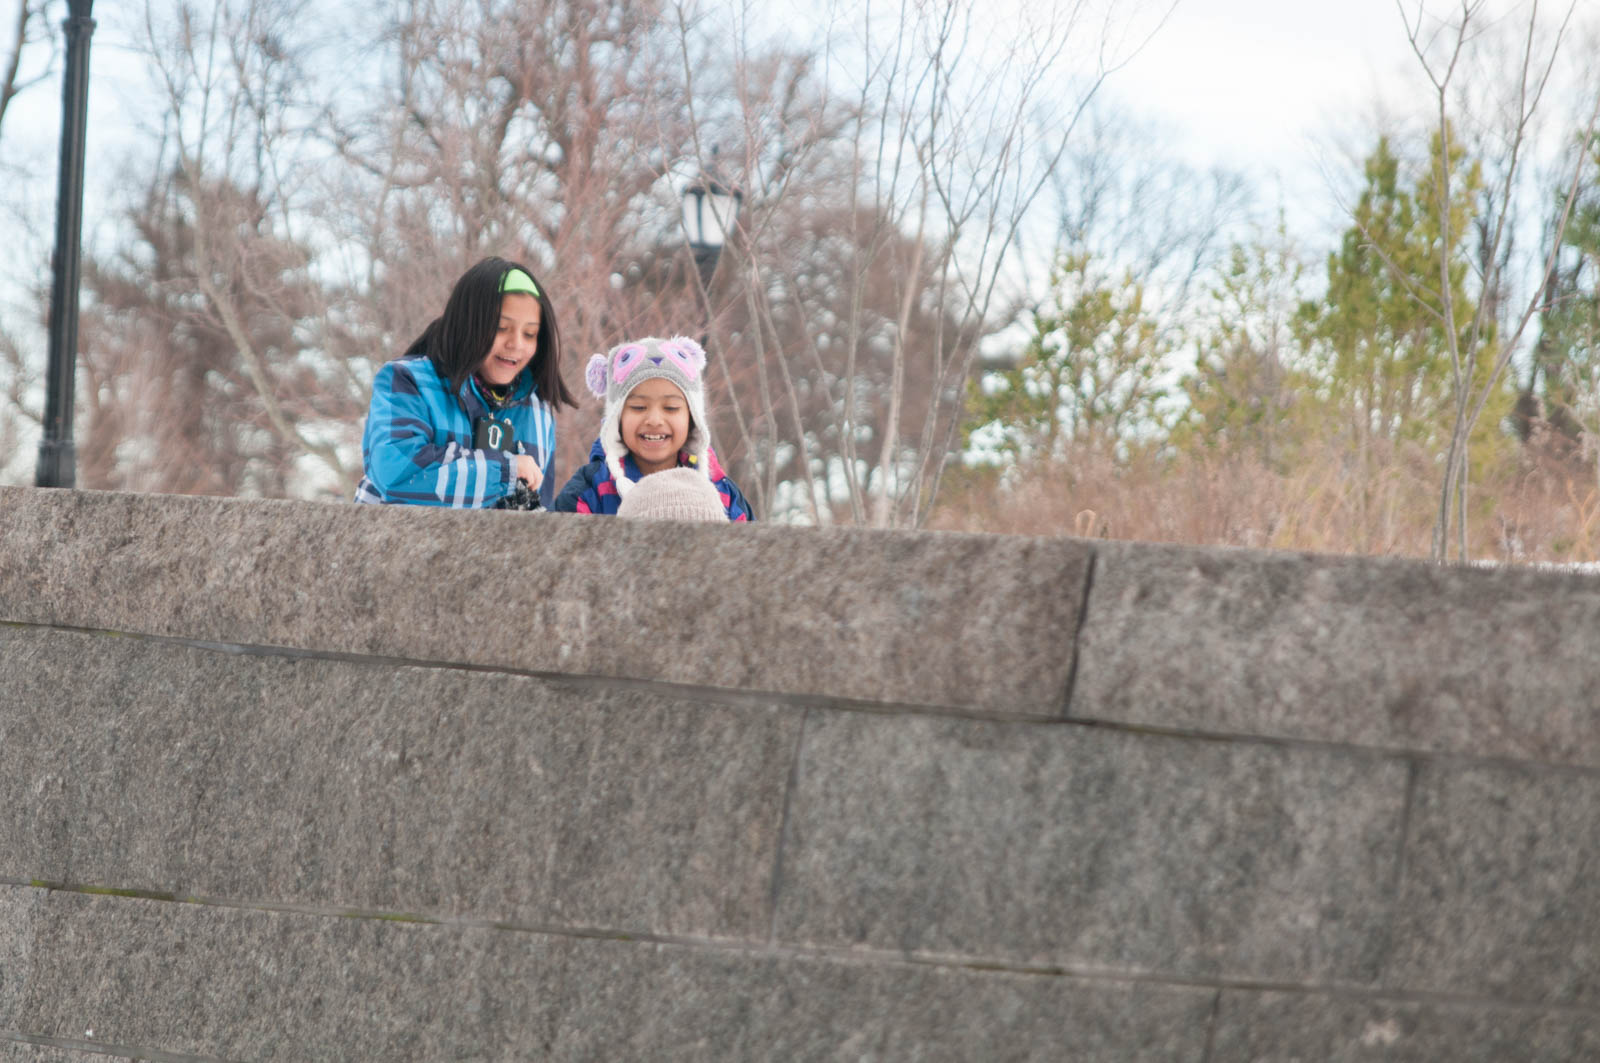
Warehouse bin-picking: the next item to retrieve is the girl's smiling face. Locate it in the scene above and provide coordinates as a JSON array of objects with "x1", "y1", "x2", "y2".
[
  {"x1": 476, "y1": 292, "x2": 541, "y2": 389},
  {"x1": 620, "y1": 377, "x2": 691, "y2": 474}
]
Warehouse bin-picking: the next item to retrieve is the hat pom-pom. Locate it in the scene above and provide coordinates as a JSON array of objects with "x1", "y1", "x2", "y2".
[{"x1": 585, "y1": 353, "x2": 609, "y2": 398}]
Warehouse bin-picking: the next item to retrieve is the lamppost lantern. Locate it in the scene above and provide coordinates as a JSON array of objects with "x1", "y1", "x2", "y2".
[
  {"x1": 681, "y1": 173, "x2": 742, "y2": 279},
  {"x1": 679, "y1": 160, "x2": 741, "y2": 350}
]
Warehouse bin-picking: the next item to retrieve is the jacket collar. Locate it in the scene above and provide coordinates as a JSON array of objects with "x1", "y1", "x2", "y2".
[
  {"x1": 587, "y1": 436, "x2": 727, "y2": 480},
  {"x1": 461, "y1": 369, "x2": 534, "y2": 415}
]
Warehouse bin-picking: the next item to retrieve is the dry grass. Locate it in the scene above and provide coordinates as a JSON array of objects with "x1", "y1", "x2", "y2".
[{"x1": 930, "y1": 437, "x2": 1600, "y2": 564}]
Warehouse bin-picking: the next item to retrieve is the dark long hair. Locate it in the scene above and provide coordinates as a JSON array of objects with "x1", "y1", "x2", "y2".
[{"x1": 404, "y1": 256, "x2": 577, "y2": 408}]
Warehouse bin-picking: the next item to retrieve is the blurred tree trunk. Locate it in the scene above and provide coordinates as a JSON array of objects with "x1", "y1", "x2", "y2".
[
  {"x1": 0, "y1": 0, "x2": 51, "y2": 138},
  {"x1": 1396, "y1": 0, "x2": 1600, "y2": 560}
]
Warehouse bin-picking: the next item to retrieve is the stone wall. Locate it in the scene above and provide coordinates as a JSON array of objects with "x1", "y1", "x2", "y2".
[{"x1": 0, "y1": 485, "x2": 1597, "y2": 1061}]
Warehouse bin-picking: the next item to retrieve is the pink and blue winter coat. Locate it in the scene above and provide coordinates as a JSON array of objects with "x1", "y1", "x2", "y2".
[{"x1": 552, "y1": 437, "x2": 751, "y2": 520}]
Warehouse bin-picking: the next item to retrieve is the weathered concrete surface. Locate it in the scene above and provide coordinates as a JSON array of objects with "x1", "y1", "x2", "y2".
[
  {"x1": 0, "y1": 625, "x2": 795, "y2": 940},
  {"x1": 0, "y1": 486, "x2": 1089, "y2": 715},
  {"x1": 0, "y1": 888, "x2": 1216, "y2": 1062},
  {"x1": 773, "y1": 710, "x2": 1408, "y2": 985},
  {"x1": 1073, "y1": 540, "x2": 1600, "y2": 765},
  {"x1": 1384, "y1": 761, "x2": 1600, "y2": 1005},
  {"x1": 1211, "y1": 990, "x2": 1600, "y2": 1062},
  {"x1": 5, "y1": 486, "x2": 1600, "y2": 1060}
]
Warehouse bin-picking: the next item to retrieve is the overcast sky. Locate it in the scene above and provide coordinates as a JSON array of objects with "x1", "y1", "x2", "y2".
[
  {"x1": 1117, "y1": 0, "x2": 1416, "y2": 164},
  {"x1": 1102, "y1": 0, "x2": 1433, "y2": 243},
  {"x1": 0, "y1": 0, "x2": 1586, "y2": 310},
  {"x1": 0, "y1": 0, "x2": 1529, "y2": 253},
  {"x1": 1, "y1": 0, "x2": 1590, "y2": 486}
]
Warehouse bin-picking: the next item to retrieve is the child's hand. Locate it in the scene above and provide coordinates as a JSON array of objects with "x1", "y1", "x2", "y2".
[{"x1": 514, "y1": 454, "x2": 544, "y2": 490}]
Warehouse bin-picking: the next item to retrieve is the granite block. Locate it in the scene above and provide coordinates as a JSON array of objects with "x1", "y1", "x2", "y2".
[
  {"x1": 772, "y1": 711, "x2": 1408, "y2": 984},
  {"x1": 1073, "y1": 540, "x2": 1600, "y2": 765},
  {"x1": 0, "y1": 487, "x2": 1090, "y2": 714},
  {"x1": 1211, "y1": 989, "x2": 1600, "y2": 1062},
  {"x1": 0, "y1": 626, "x2": 796, "y2": 939},
  {"x1": 0, "y1": 888, "x2": 1215, "y2": 1061},
  {"x1": 1383, "y1": 761, "x2": 1600, "y2": 1004}
]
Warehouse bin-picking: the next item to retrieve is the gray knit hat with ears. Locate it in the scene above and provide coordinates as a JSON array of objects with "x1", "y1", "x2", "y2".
[
  {"x1": 616, "y1": 467, "x2": 728, "y2": 522},
  {"x1": 584, "y1": 335, "x2": 711, "y2": 498}
]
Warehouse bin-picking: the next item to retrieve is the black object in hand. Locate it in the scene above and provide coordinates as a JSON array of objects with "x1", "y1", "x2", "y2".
[{"x1": 494, "y1": 479, "x2": 541, "y2": 510}]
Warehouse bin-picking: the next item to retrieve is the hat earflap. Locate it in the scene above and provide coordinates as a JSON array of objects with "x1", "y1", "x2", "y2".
[{"x1": 585, "y1": 352, "x2": 629, "y2": 492}]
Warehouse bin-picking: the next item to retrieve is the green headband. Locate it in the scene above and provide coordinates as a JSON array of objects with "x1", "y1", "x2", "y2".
[{"x1": 500, "y1": 269, "x2": 541, "y2": 297}]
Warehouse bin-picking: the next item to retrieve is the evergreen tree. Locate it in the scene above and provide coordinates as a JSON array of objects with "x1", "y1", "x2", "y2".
[
  {"x1": 1523, "y1": 138, "x2": 1600, "y2": 450},
  {"x1": 1174, "y1": 220, "x2": 1310, "y2": 469},
  {"x1": 1298, "y1": 134, "x2": 1512, "y2": 458},
  {"x1": 964, "y1": 253, "x2": 1174, "y2": 467}
]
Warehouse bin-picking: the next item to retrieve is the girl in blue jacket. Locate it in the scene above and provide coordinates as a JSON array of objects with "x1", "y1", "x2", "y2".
[{"x1": 355, "y1": 257, "x2": 577, "y2": 508}]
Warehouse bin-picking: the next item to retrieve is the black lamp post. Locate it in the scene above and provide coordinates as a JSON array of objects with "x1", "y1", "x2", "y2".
[
  {"x1": 680, "y1": 168, "x2": 742, "y2": 286},
  {"x1": 36, "y1": 0, "x2": 96, "y2": 489}
]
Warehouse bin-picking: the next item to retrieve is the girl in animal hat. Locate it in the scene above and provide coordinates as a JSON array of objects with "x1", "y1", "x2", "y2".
[
  {"x1": 355, "y1": 256, "x2": 577, "y2": 508},
  {"x1": 551, "y1": 335, "x2": 751, "y2": 520}
]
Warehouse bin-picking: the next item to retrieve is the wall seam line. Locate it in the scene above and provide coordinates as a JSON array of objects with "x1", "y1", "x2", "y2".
[
  {"x1": 11, "y1": 620, "x2": 1600, "y2": 777},
  {"x1": 1058, "y1": 545, "x2": 1098, "y2": 720},
  {"x1": 1390, "y1": 757, "x2": 1421, "y2": 901},
  {"x1": 0, "y1": 1030, "x2": 232, "y2": 1062},
  {"x1": 765, "y1": 706, "x2": 811, "y2": 947},
  {"x1": 8, "y1": 878, "x2": 1600, "y2": 1018},
  {"x1": 1199, "y1": 988, "x2": 1223, "y2": 1063},
  {"x1": 1374, "y1": 756, "x2": 1423, "y2": 990},
  {"x1": 0, "y1": 620, "x2": 1061, "y2": 722}
]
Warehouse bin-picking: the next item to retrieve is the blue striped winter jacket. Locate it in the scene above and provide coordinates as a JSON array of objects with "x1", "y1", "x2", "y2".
[{"x1": 354, "y1": 355, "x2": 558, "y2": 508}]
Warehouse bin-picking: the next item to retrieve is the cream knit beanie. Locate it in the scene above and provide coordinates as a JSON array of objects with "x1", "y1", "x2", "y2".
[{"x1": 616, "y1": 467, "x2": 728, "y2": 522}]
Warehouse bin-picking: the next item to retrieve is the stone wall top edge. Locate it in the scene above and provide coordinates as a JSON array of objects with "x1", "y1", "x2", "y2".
[
  {"x1": 1074, "y1": 537, "x2": 1600, "y2": 767},
  {"x1": 0, "y1": 487, "x2": 1092, "y2": 714}
]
